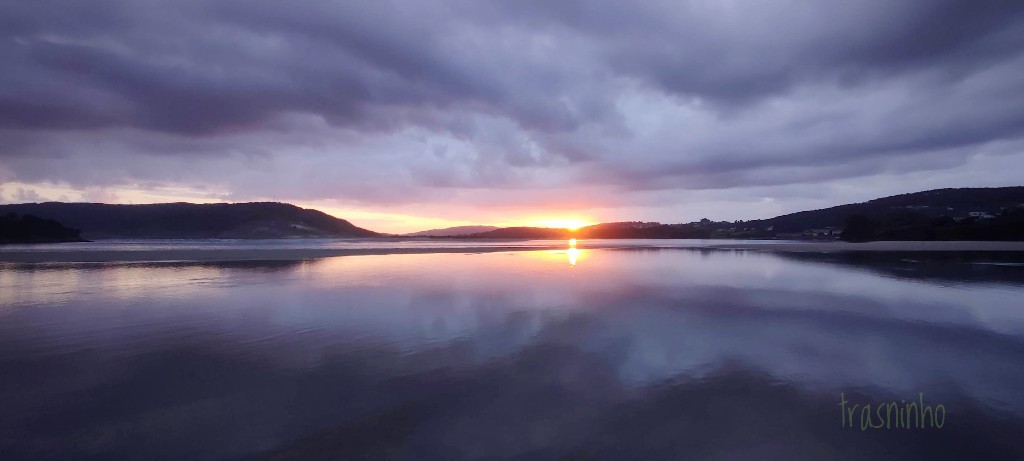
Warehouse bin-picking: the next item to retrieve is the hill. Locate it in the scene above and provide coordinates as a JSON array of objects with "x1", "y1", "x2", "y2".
[
  {"x1": 1, "y1": 213, "x2": 86, "y2": 244},
  {"x1": 575, "y1": 222, "x2": 710, "y2": 239},
  {"x1": 0, "y1": 202, "x2": 378, "y2": 239},
  {"x1": 751, "y1": 187, "x2": 1024, "y2": 233},
  {"x1": 405, "y1": 225, "x2": 499, "y2": 237},
  {"x1": 468, "y1": 227, "x2": 573, "y2": 239},
  {"x1": 460, "y1": 187, "x2": 1024, "y2": 241},
  {"x1": 3, "y1": 187, "x2": 1020, "y2": 242},
  {"x1": 463, "y1": 222, "x2": 711, "y2": 239}
]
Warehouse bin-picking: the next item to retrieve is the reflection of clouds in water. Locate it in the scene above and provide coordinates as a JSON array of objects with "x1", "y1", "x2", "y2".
[
  {"x1": 6, "y1": 250, "x2": 1024, "y2": 416},
  {"x1": 586, "y1": 288, "x2": 1024, "y2": 413},
  {"x1": 370, "y1": 283, "x2": 1024, "y2": 415},
  {"x1": 2, "y1": 322, "x2": 1021, "y2": 460},
  {"x1": 3, "y1": 249, "x2": 1024, "y2": 458}
]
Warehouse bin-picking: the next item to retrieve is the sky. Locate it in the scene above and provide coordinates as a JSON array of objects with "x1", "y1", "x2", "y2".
[{"x1": 2, "y1": 0, "x2": 1024, "y2": 233}]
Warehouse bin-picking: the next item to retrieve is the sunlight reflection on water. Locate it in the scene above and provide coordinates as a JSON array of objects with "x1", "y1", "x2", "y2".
[{"x1": 2, "y1": 247, "x2": 1024, "y2": 460}]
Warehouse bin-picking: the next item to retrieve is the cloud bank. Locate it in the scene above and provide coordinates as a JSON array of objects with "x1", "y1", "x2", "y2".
[{"x1": 2, "y1": 0, "x2": 1024, "y2": 231}]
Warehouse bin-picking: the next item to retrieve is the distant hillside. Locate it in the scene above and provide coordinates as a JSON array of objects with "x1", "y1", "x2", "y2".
[
  {"x1": 837, "y1": 204, "x2": 1024, "y2": 242},
  {"x1": 752, "y1": 187, "x2": 1024, "y2": 233},
  {"x1": 460, "y1": 187, "x2": 1024, "y2": 241},
  {"x1": 0, "y1": 202, "x2": 378, "y2": 239},
  {"x1": 575, "y1": 222, "x2": 710, "y2": 239},
  {"x1": 468, "y1": 227, "x2": 573, "y2": 239},
  {"x1": 1, "y1": 213, "x2": 86, "y2": 244},
  {"x1": 5, "y1": 187, "x2": 1019, "y2": 242},
  {"x1": 464, "y1": 222, "x2": 710, "y2": 239},
  {"x1": 405, "y1": 225, "x2": 499, "y2": 237}
]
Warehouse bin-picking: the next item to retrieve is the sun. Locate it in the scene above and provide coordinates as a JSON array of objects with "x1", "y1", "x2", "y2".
[{"x1": 535, "y1": 218, "x2": 593, "y2": 230}]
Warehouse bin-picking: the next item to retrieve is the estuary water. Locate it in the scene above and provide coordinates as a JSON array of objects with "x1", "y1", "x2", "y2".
[{"x1": 2, "y1": 241, "x2": 1024, "y2": 460}]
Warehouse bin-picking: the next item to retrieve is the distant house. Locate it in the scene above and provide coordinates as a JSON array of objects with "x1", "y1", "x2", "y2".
[
  {"x1": 797, "y1": 227, "x2": 842, "y2": 239},
  {"x1": 968, "y1": 211, "x2": 996, "y2": 219}
]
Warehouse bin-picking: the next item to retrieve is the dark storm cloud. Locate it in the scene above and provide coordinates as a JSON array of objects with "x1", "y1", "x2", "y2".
[
  {"x1": 5, "y1": 0, "x2": 1014, "y2": 134},
  {"x1": 0, "y1": 0, "x2": 600, "y2": 135},
  {"x1": 1, "y1": 0, "x2": 1024, "y2": 210},
  {"x1": 604, "y1": 1, "x2": 1024, "y2": 106}
]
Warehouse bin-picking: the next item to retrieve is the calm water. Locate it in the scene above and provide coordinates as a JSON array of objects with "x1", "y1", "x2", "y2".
[
  {"x1": 2, "y1": 244, "x2": 1024, "y2": 460},
  {"x1": 0, "y1": 237, "x2": 803, "y2": 253}
]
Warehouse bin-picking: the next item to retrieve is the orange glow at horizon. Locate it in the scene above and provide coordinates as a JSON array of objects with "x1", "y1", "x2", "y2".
[
  {"x1": 530, "y1": 218, "x2": 594, "y2": 230},
  {"x1": 0, "y1": 181, "x2": 606, "y2": 235}
]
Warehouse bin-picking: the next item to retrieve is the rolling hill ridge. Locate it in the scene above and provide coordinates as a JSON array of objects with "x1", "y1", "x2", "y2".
[{"x1": 0, "y1": 202, "x2": 378, "y2": 240}]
